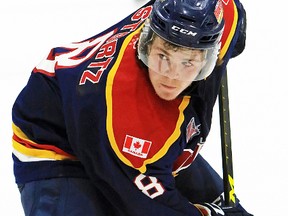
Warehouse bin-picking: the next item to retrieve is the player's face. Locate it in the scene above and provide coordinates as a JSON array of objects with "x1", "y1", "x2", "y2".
[{"x1": 147, "y1": 36, "x2": 206, "y2": 100}]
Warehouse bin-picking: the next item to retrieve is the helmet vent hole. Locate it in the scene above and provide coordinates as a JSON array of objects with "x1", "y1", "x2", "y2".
[
  {"x1": 206, "y1": 21, "x2": 214, "y2": 27},
  {"x1": 200, "y1": 33, "x2": 219, "y2": 44},
  {"x1": 203, "y1": 17, "x2": 216, "y2": 28},
  {"x1": 154, "y1": 15, "x2": 166, "y2": 31},
  {"x1": 179, "y1": 15, "x2": 196, "y2": 23},
  {"x1": 164, "y1": 7, "x2": 170, "y2": 15}
]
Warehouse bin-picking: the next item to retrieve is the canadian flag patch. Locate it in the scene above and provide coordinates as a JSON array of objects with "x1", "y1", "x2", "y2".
[{"x1": 123, "y1": 135, "x2": 152, "y2": 158}]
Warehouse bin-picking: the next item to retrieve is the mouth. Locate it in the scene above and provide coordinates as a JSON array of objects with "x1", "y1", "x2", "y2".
[{"x1": 160, "y1": 83, "x2": 177, "y2": 90}]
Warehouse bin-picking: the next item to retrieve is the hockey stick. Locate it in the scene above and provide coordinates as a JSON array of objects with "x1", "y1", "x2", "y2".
[{"x1": 218, "y1": 69, "x2": 236, "y2": 207}]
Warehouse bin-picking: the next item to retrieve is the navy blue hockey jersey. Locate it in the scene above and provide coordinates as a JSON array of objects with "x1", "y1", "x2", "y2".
[{"x1": 12, "y1": 0, "x2": 245, "y2": 215}]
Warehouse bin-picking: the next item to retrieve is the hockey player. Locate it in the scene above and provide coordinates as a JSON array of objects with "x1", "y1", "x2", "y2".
[{"x1": 12, "y1": 0, "x2": 252, "y2": 215}]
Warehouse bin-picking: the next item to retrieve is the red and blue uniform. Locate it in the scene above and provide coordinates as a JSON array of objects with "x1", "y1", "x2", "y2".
[{"x1": 12, "y1": 0, "x2": 247, "y2": 215}]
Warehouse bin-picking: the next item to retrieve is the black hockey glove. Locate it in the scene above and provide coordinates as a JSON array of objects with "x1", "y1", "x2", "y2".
[
  {"x1": 195, "y1": 203, "x2": 225, "y2": 216},
  {"x1": 222, "y1": 207, "x2": 253, "y2": 216}
]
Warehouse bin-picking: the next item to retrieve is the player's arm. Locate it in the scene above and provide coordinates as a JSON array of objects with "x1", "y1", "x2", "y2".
[
  {"x1": 12, "y1": 49, "x2": 76, "y2": 165},
  {"x1": 231, "y1": 0, "x2": 247, "y2": 58}
]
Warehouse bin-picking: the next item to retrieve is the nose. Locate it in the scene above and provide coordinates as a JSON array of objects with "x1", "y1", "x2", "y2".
[{"x1": 162, "y1": 62, "x2": 180, "y2": 79}]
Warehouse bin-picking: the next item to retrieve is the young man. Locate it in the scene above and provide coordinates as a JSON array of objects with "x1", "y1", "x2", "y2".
[{"x1": 12, "y1": 0, "x2": 251, "y2": 215}]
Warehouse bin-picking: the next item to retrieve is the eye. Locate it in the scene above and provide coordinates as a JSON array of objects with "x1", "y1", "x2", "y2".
[
  {"x1": 158, "y1": 54, "x2": 169, "y2": 61},
  {"x1": 182, "y1": 61, "x2": 194, "y2": 67}
]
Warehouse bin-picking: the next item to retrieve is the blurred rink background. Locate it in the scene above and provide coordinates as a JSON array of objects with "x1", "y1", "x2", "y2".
[{"x1": 1, "y1": 0, "x2": 287, "y2": 215}]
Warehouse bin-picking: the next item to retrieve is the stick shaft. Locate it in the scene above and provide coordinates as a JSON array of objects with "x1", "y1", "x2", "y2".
[{"x1": 218, "y1": 70, "x2": 236, "y2": 207}]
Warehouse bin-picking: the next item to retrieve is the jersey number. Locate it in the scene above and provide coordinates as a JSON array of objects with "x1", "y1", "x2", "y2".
[{"x1": 134, "y1": 174, "x2": 165, "y2": 199}]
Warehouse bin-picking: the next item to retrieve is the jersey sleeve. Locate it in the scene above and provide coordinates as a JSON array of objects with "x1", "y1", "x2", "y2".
[
  {"x1": 231, "y1": 0, "x2": 247, "y2": 58},
  {"x1": 11, "y1": 48, "x2": 84, "y2": 184},
  {"x1": 218, "y1": 0, "x2": 247, "y2": 61},
  {"x1": 12, "y1": 64, "x2": 73, "y2": 158}
]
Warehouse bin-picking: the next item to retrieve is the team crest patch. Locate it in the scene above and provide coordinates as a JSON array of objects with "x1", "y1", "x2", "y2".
[
  {"x1": 123, "y1": 135, "x2": 152, "y2": 158},
  {"x1": 186, "y1": 117, "x2": 200, "y2": 143}
]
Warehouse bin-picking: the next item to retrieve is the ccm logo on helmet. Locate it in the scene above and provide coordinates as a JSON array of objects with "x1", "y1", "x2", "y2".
[{"x1": 171, "y1": 25, "x2": 197, "y2": 36}]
